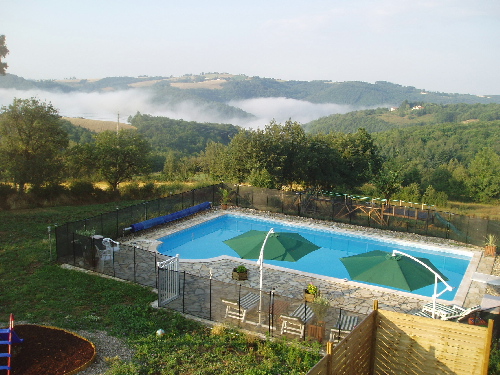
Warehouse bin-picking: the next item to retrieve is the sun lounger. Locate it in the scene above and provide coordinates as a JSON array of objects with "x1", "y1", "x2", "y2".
[
  {"x1": 443, "y1": 305, "x2": 481, "y2": 321},
  {"x1": 421, "y1": 303, "x2": 481, "y2": 321},
  {"x1": 413, "y1": 310, "x2": 433, "y2": 318},
  {"x1": 329, "y1": 314, "x2": 358, "y2": 342},
  {"x1": 222, "y1": 293, "x2": 260, "y2": 322},
  {"x1": 421, "y1": 302, "x2": 463, "y2": 319},
  {"x1": 280, "y1": 304, "x2": 315, "y2": 337}
]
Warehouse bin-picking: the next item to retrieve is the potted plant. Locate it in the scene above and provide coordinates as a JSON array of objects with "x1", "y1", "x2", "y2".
[
  {"x1": 308, "y1": 295, "x2": 330, "y2": 342},
  {"x1": 232, "y1": 265, "x2": 248, "y2": 280},
  {"x1": 310, "y1": 295, "x2": 330, "y2": 325},
  {"x1": 304, "y1": 283, "x2": 320, "y2": 302},
  {"x1": 485, "y1": 234, "x2": 498, "y2": 256},
  {"x1": 219, "y1": 188, "x2": 232, "y2": 209}
]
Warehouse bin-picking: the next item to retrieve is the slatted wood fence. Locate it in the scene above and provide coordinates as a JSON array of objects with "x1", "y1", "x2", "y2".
[{"x1": 307, "y1": 301, "x2": 493, "y2": 375}]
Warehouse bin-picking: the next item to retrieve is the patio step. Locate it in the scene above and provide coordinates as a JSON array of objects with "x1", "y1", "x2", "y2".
[{"x1": 471, "y1": 272, "x2": 500, "y2": 285}]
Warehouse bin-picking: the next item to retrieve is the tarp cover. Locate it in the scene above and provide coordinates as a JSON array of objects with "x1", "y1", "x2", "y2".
[{"x1": 130, "y1": 201, "x2": 211, "y2": 232}]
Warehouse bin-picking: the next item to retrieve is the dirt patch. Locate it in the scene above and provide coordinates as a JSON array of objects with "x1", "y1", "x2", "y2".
[{"x1": 0, "y1": 324, "x2": 95, "y2": 375}]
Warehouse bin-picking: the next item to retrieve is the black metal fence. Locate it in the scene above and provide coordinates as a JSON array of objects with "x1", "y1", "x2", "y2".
[
  {"x1": 56, "y1": 183, "x2": 499, "y2": 265},
  {"x1": 161, "y1": 271, "x2": 366, "y2": 342},
  {"x1": 55, "y1": 184, "x2": 222, "y2": 262},
  {"x1": 53, "y1": 183, "x2": 499, "y2": 342},
  {"x1": 61, "y1": 233, "x2": 170, "y2": 288},
  {"x1": 233, "y1": 185, "x2": 500, "y2": 247}
]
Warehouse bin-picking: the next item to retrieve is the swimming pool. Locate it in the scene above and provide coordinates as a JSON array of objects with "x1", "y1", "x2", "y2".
[{"x1": 157, "y1": 214, "x2": 472, "y2": 300}]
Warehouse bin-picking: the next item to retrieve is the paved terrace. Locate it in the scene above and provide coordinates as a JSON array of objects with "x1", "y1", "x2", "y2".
[{"x1": 124, "y1": 207, "x2": 497, "y2": 317}]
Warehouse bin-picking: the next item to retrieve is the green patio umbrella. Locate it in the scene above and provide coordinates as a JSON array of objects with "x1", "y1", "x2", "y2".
[
  {"x1": 224, "y1": 229, "x2": 320, "y2": 324},
  {"x1": 340, "y1": 249, "x2": 453, "y2": 318},
  {"x1": 224, "y1": 229, "x2": 320, "y2": 263},
  {"x1": 340, "y1": 249, "x2": 448, "y2": 291}
]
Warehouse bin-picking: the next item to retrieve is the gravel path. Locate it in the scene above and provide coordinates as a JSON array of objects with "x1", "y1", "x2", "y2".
[{"x1": 76, "y1": 330, "x2": 134, "y2": 375}]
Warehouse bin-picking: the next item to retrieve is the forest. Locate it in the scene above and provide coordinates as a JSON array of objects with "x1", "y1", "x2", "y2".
[{"x1": 0, "y1": 96, "x2": 499, "y2": 211}]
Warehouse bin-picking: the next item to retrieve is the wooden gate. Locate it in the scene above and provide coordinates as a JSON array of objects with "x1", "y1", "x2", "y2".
[{"x1": 157, "y1": 256, "x2": 180, "y2": 307}]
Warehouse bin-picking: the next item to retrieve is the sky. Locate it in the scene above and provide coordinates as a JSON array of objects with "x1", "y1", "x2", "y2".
[{"x1": 1, "y1": 0, "x2": 500, "y2": 96}]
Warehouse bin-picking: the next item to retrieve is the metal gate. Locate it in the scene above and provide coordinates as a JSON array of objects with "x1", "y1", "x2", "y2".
[{"x1": 157, "y1": 256, "x2": 180, "y2": 307}]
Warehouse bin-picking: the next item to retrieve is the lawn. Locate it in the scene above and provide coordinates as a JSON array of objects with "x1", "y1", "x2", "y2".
[{"x1": 0, "y1": 203, "x2": 322, "y2": 374}]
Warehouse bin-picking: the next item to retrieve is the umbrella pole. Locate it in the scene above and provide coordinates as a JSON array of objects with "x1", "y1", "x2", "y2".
[
  {"x1": 259, "y1": 261, "x2": 263, "y2": 325},
  {"x1": 258, "y1": 229, "x2": 274, "y2": 326},
  {"x1": 432, "y1": 274, "x2": 437, "y2": 319}
]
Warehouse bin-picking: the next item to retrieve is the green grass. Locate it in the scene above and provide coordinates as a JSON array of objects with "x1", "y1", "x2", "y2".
[{"x1": 0, "y1": 203, "x2": 323, "y2": 374}]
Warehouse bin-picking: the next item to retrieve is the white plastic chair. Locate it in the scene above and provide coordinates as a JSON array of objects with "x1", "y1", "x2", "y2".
[
  {"x1": 102, "y1": 238, "x2": 120, "y2": 252},
  {"x1": 95, "y1": 246, "x2": 113, "y2": 272}
]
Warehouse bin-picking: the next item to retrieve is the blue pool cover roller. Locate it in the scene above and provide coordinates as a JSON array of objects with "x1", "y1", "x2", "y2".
[{"x1": 128, "y1": 201, "x2": 211, "y2": 232}]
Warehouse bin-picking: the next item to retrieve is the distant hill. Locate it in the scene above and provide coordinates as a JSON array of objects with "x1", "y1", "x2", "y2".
[
  {"x1": 1, "y1": 73, "x2": 499, "y2": 110},
  {"x1": 128, "y1": 113, "x2": 241, "y2": 156},
  {"x1": 304, "y1": 102, "x2": 500, "y2": 134},
  {"x1": 60, "y1": 114, "x2": 241, "y2": 156}
]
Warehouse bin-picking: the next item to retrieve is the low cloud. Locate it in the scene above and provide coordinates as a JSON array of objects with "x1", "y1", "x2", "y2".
[
  {"x1": 0, "y1": 89, "x2": 357, "y2": 129},
  {"x1": 230, "y1": 97, "x2": 355, "y2": 128}
]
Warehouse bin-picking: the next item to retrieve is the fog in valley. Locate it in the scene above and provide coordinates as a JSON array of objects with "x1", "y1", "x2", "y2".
[{"x1": 0, "y1": 88, "x2": 358, "y2": 129}]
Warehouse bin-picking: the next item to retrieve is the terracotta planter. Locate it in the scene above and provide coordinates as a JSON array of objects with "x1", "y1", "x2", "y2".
[
  {"x1": 485, "y1": 245, "x2": 497, "y2": 256},
  {"x1": 307, "y1": 324, "x2": 325, "y2": 343},
  {"x1": 304, "y1": 289, "x2": 318, "y2": 302},
  {"x1": 232, "y1": 270, "x2": 248, "y2": 280}
]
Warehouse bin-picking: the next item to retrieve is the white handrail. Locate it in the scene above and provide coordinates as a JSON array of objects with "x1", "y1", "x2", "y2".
[
  {"x1": 257, "y1": 228, "x2": 274, "y2": 326},
  {"x1": 392, "y1": 250, "x2": 453, "y2": 318}
]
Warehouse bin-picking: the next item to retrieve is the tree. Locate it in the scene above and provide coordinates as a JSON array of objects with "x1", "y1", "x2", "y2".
[
  {"x1": 330, "y1": 128, "x2": 382, "y2": 189},
  {"x1": 163, "y1": 150, "x2": 179, "y2": 180},
  {"x1": 466, "y1": 147, "x2": 500, "y2": 202},
  {"x1": 0, "y1": 35, "x2": 8, "y2": 75},
  {"x1": 93, "y1": 130, "x2": 152, "y2": 191},
  {"x1": 0, "y1": 98, "x2": 69, "y2": 192},
  {"x1": 421, "y1": 185, "x2": 448, "y2": 207},
  {"x1": 301, "y1": 134, "x2": 342, "y2": 189},
  {"x1": 373, "y1": 168, "x2": 402, "y2": 203},
  {"x1": 397, "y1": 182, "x2": 421, "y2": 203}
]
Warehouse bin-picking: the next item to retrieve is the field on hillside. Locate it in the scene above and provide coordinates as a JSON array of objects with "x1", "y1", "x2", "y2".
[
  {"x1": 448, "y1": 201, "x2": 500, "y2": 220},
  {"x1": 170, "y1": 79, "x2": 227, "y2": 89},
  {"x1": 378, "y1": 112, "x2": 437, "y2": 125},
  {"x1": 63, "y1": 117, "x2": 136, "y2": 132}
]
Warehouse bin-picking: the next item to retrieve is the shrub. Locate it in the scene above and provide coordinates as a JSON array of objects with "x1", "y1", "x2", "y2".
[
  {"x1": 0, "y1": 183, "x2": 16, "y2": 209},
  {"x1": 69, "y1": 180, "x2": 95, "y2": 196},
  {"x1": 29, "y1": 183, "x2": 68, "y2": 201},
  {"x1": 120, "y1": 182, "x2": 158, "y2": 200}
]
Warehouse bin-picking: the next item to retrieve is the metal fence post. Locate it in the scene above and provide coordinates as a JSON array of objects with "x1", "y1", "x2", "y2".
[
  {"x1": 116, "y1": 207, "x2": 119, "y2": 238},
  {"x1": 209, "y1": 272, "x2": 213, "y2": 321},
  {"x1": 236, "y1": 184, "x2": 240, "y2": 207},
  {"x1": 182, "y1": 271, "x2": 186, "y2": 314}
]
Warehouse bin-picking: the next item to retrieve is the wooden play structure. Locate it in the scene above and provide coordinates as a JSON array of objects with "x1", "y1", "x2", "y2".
[
  {"x1": 301, "y1": 190, "x2": 435, "y2": 227},
  {"x1": 0, "y1": 314, "x2": 24, "y2": 375}
]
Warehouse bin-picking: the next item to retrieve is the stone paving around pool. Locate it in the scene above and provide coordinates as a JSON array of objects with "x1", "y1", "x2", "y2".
[{"x1": 123, "y1": 207, "x2": 492, "y2": 317}]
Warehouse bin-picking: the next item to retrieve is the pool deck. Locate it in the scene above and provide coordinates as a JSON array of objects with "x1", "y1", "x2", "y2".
[{"x1": 124, "y1": 207, "x2": 498, "y2": 316}]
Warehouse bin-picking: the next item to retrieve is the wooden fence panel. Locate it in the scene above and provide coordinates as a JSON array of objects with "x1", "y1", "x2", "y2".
[
  {"x1": 373, "y1": 310, "x2": 491, "y2": 375},
  {"x1": 327, "y1": 311, "x2": 376, "y2": 375},
  {"x1": 306, "y1": 355, "x2": 329, "y2": 375},
  {"x1": 308, "y1": 308, "x2": 492, "y2": 375}
]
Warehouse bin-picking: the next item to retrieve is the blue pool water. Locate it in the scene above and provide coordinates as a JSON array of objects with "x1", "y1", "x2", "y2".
[{"x1": 157, "y1": 214, "x2": 471, "y2": 300}]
